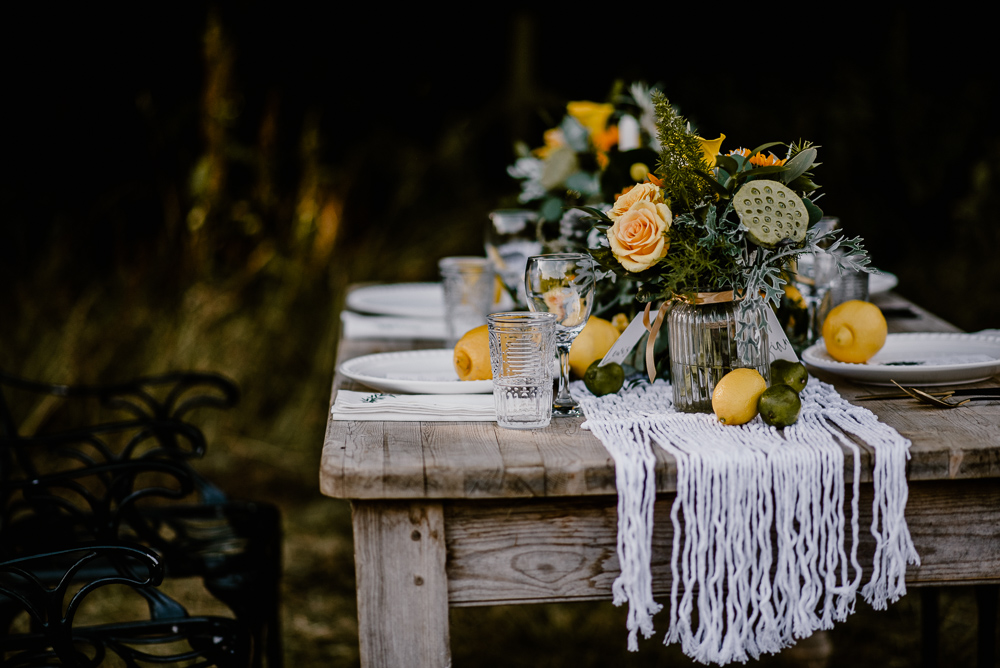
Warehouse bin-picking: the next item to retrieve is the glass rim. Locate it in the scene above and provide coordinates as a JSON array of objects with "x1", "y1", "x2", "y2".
[
  {"x1": 438, "y1": 256, "x2": 493, "y2": 269},
  {"x1": 487, "y1": 311, "x2": 557, "y2": 325},
  {"x1": 526, "y1": 253, "x2": 593, "y2": 263}
]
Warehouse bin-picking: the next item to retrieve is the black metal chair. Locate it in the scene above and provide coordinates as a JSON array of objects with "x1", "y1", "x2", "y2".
[
  {"x1": 0, "y1": 371, "x2": 282, "y2": 667},
  {"x1": 0, "y1": 543, "x2": 252, "y2": 667}
]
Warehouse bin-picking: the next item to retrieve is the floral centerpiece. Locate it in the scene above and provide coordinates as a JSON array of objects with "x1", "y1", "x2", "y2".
[
  {"x1": 505, "y1": 83, "x2": 663, "y2": 320},
  {"x1": 584, "y1": 92, "x2": 870, "y2": 410}
]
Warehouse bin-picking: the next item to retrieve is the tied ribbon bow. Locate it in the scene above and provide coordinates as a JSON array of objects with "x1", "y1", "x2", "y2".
[{"x1": 642, "y1": 290, "x2": 735, "y2": 383}]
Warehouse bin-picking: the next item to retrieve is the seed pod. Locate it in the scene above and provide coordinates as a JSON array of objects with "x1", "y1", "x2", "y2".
[{"x1": 734, "y1": 179, "x2": 808, "y2": 248}]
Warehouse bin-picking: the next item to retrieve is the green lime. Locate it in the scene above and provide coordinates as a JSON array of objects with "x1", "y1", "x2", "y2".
[
  {"x1": 770, "y1": 359, "x2": 808, "y2": 393},
  {"x1": 758, "y1": 384, "x2": 802, "y2": 428},
  {"x1": 584, "y1": 360, "x2": 625, "y2": 397}
]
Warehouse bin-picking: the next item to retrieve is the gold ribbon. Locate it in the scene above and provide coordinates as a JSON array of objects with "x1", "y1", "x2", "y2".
[
  {"x1": 643, "y1": 302, "x2": 670, "y2": 383},
  {"x1": 642, "y1": 290, "x2": 735, "y2": 383}
]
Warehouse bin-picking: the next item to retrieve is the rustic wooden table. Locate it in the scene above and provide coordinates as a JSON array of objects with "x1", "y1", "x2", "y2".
[{"x1": 319, "y1": 291, "x2": 1000, "y2": 667}]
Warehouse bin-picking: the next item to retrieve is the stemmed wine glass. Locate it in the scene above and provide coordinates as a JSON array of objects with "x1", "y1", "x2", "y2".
[{"x1": 524, "y1": 253, "x2": 596, "y2": 417}]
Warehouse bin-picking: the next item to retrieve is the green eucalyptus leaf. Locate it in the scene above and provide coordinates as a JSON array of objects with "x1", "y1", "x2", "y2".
[
  {"x1": 692, "y1": 169, "x2": 730, "y2": 197},
  {"x1": 788, "y1": 176, "x2": 820, "y2": 192},
  {"x1": 576, "y1": 206, "x2": 612, "y2": 223},
  {"x1": 749, "y1": 141, "x2": 784, "y2": 156},
  {"x1": 745, "y1": 165, "x2": 789, "y2": 178},
  {"x1": 540, "y1": 197, "x2": 563, "y2": 222},
  {"x1": 803, "y1": 197, "x2": 824, "y2": 225},
  {"x1": 714, "y1": 155, "x2": 740, "y2": 176},
  {"x1": 779, "y1": 147, "x2": 817, "y2": 185}
]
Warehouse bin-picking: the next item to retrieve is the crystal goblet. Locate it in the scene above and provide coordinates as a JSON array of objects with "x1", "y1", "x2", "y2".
[{"x1": 524, "y1": 253, "x2": 596, "y2": 417}]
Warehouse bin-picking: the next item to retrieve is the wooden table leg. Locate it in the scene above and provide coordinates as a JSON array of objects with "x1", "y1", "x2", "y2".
[{"x1": 352, "y1": 500, "x2": 451, "y2": 668}]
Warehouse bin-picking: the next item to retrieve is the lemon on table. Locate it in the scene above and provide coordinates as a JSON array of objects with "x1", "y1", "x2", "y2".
[
  {"x1": 453, "y1": 325, "x2": 492, "y2": 381},
  {"x1": 712, "y1": 368, "x2": 767, "y2": 426},
  {"x1": 568, "y1": 316, "x2": 621, "y2": 379},
  {"x1": 584, "y1": 360, "x2": 625, "y2": 397},
  {"x1": 758, "y1": 384, "x2": 802, "y2": 428},
  {"x1": 770, "y1": 359, "x2": 808, "y2": 393},
  {"x1": 821, "y1": 300, "x2": 887, "y2": 363}
]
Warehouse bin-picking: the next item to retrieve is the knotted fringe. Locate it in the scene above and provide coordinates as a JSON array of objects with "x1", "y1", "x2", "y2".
[{"x1": 579, "y1": 378, "x2": 918, "y2": 665}]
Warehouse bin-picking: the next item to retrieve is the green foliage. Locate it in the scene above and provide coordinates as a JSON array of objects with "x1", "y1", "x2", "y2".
[{"x1": 651, "y1": 92, "x2": 715, "y2": 209}]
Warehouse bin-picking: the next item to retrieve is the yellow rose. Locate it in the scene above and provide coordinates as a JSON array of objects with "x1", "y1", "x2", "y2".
[
  {"x1": 697, "y1": 133, "x2": 726, "y2": 168},
  {"x1": 608, "y1": 182, "x2": 664, "y2": 221},
  {"x1": 607, "y1": 200, "x2": 671, "y2": 272}
]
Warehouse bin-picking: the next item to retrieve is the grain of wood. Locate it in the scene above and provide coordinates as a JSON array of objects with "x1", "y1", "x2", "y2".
[
  {"x1": 444, "y1": 481, "x2": 1000, "y2": 607},
  {"x1": 353, "y1": 500, "x2": 451, "y2": 668}
]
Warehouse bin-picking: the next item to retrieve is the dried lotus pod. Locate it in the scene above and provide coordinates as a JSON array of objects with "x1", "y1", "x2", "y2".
[{"x1": 734, "y1": 180, "x2": 808, "y2": 248}]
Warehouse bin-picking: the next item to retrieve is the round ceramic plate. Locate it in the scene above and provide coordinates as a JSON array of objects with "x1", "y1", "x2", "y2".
[
  {"x1": 802, "y1": 333, "x2": 1000, "y2": 386},
  {"x1": 338, "y1": 349, "x2": 492, "y2": 394},
  {"x1": 869, "y1": 270, "x2": 898, "y2": 295},
  {"x1": 346, "y1": 283, "x2": 445, "y2": 318}
]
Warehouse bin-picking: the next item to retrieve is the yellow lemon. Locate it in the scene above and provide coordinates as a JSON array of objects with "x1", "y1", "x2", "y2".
[
  {"x1": 610, "y1": 312, "x2": 630, "y2": 333},
  {"x1": 568, "y1": 316, "x2": 621, "y2": 378},
  {"x1": 712, "y1": 368, "x2": 767, "y2": 426},
  {"x1": 453, "y1": 325, "x2": 492, "y2": 381},
  {"x1": 783, "y1": 283, "x2": 805, "y2": 309},
  {"x1": 821, "y1": 300, "x2": 887, "y2": 363}
]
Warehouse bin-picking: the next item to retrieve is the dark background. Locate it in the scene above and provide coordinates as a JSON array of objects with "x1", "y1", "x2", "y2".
[{"x1": 1, "y1": 5, "x2": 996, "y2": 665}]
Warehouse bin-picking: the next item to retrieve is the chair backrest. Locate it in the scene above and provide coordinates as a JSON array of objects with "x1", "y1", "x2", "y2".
[
  {"x1": 0, "y1": 371, "x2": 243, "y2": 567},
  {"x1": 0, "y1": 544, "x2": 251, "y2": 667},
  {"x1": 0, "y1": 370, "x2": 240, "y2": 515}
]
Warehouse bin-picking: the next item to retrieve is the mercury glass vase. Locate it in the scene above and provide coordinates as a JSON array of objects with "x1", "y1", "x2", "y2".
[{"x1": 667, "y1": 292, "x2": 770, "y2": 413}]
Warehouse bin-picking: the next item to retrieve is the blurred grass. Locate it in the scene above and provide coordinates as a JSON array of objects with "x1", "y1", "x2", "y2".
[{"x1": 2, "y1": 6, "x2": 998, "y2": 666}]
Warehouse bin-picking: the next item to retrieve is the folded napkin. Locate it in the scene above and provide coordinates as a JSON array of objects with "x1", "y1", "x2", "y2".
[
  {"x1": 341, "y1": 311, "x2": 447, "y2": 340},
  {"x1": 331, "y1": 390, "x2": 495, "y2": 421}
]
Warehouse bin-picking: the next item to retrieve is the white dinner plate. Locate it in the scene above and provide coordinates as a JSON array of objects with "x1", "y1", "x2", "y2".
[
  {"x1": 869, "y1": 270, "x2": 898, "y2": 295},
  {"x1": 802, "y1": 333, "x2": 1000, "y2": 386},
  {"x1": 346, "y1": 283, "x2": 445, "y2": 318},
  {"x1": 338, "y1": 349, "x2": 492, "y2": 394}
]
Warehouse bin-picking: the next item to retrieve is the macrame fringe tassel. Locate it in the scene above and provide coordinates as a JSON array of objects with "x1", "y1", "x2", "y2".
[{"x1": 579, "y1": 378, "x2": 917, "y2": 666}]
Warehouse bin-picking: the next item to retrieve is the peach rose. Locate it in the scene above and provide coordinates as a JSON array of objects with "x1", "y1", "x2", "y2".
[
  {"x1": 607, "y1": 200, "x2": 671, "y2": 272},
  {"x1": 608, "y1": 182, "x2": 664, "y2": 221}
]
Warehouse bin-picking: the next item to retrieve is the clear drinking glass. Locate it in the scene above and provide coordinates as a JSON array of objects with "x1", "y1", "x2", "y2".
[
  {"x1": 438, "y1": 256, "x2": 494, "y2": 348},
  {"x1": 485, "y1": 209, "x2": 542, "y2": 310},
  {"x1": 487, "y1": 312, "x2": 557, "y2": 430},
  {"x1": 791, "y1": 251, "x2": 839, "y2": 347},
  {"x1": 523, "y1": 253, "x2": 596, "y2": 417}
]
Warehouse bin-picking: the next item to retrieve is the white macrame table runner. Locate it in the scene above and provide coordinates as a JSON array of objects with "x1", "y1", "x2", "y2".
[{"x1": 578, "y1": 378, "x2": 920, "y2": 665}]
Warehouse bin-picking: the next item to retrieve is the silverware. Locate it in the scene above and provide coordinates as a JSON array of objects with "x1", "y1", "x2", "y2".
[{"x1": 887, "y1": 380, "x2": 976, "y2": 408}]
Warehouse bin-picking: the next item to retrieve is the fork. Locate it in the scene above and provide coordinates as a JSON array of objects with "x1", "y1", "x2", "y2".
[{"x1": 890, "y1": 380, "x2": 971, "y2": 408}]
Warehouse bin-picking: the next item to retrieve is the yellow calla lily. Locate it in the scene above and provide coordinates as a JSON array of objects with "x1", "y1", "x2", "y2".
[
  {"x1": 567, "y1": 101, "x2": 615, "y2": 140},
  {"x1": 697, "y1": 133, "x2": 726, "y2": 169}
]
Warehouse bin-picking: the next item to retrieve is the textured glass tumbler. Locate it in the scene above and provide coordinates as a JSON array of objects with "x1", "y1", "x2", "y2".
[
  {"x1": 487, "y1": 312, "x2": 557, "y2": 430},
  {"x1": 439, "y1": 256, "x2": 495, "y2": 348},
  {"x1": 668, "y1": 296, "x2": 770, "y2": 413}
]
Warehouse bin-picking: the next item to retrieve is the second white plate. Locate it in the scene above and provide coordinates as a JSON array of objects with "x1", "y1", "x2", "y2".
[
  {"x1": 346, "y1": 283, "x2": 445, "y2": 318},
  {"x1": 338, "y1": 349, "x2": 492, "y2": 394},
  {"x1": 869, "y1": 270, "x2": 898, "y2": 295},
  {"x1": 802, "y1": 333, "x2": 1000, "y2": 386}
]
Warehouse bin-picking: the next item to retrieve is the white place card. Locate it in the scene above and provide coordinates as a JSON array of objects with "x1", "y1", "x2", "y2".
[
  {"x1": 600, "y1": 312, "x2": 650, "y2": 367},
  {"x1": 765, "y1": 307, "x2": 799, "y2": 363}
]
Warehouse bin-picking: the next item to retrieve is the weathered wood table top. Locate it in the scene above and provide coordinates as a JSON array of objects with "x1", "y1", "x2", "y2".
[{"x1": 319, "y1": 290, "x2": 1000, "y2": 667}]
